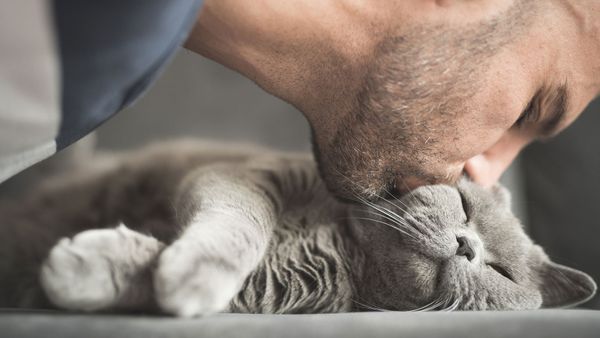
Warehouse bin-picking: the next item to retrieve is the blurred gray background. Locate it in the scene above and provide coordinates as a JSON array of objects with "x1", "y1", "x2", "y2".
[
  {"x1": 93, "y1": 49, "x2": 599, "y2": 309},
  {"x1": 97, "y1": 50, "x2": 310, "y2": 152}
]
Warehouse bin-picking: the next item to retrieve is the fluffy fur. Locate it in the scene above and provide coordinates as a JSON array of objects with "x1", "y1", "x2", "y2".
[{"x1": 0, "y1": 140, "x2": 595, "y2": 316}]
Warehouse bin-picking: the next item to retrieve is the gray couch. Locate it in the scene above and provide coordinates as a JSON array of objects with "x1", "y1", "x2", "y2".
[
  {"x1": 1, "y1": 50, "x2": 599, "y2": 337},
  {"x1": 2, "y1": 310, "x2": 600, "y2": 338}
]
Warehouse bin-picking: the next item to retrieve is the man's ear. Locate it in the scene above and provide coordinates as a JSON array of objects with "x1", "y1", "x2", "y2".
[{"x1": 538, "y1": 261, "x2": 597, "y2": 308}]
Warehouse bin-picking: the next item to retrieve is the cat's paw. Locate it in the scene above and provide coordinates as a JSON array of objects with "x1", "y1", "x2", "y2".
[
  {"x1": 154, "y1": 241, "x2": 241, "y2": 317},
  {"x1": 40, "y1": 225, "x2": 163, "y2": 311}
]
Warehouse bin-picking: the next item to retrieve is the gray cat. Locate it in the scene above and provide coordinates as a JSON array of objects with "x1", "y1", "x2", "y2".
[{"x1": 0, "y1": 140, "x2": 595, "y2": 316}]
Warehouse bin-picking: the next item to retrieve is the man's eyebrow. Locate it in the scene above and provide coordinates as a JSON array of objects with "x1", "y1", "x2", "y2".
[{"x1": 538, "y1": 84, "x2": 569, "y2": 138}]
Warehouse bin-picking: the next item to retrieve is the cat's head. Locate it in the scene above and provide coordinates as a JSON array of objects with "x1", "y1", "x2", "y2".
[{"x1": 350, "y1": 178, "x2": 596, "y2": 311}]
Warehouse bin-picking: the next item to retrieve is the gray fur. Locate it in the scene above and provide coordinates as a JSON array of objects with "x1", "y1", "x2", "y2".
[{"x1": 0, "y1": 140, "x2": 595, "y2": 316}]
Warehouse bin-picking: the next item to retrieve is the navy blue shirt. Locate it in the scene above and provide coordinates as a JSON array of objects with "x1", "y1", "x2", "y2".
[
  {"x1": 54, "y1": 0, "x2": 204, "y2": 149},
  {"x1": 0, "y1": 0, "x2": 202, "y2": 182}
]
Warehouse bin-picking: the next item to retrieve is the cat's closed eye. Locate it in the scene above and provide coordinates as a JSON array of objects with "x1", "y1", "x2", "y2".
[
  {"x1": 459, "y1": 192, "x2": 470, "y2": 222},
  {"x1": 488, "y1": 263, "x2": 514, "y2": 282}
]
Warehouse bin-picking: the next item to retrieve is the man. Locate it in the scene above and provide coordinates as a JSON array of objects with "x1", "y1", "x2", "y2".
[{"x1": 1, "y1": 0, "x2": 599, "y2": 201}]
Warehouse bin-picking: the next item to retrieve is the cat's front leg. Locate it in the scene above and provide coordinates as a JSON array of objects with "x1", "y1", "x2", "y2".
[
  {"x1": 154, "y1": 166, "x2": 281, "y2": 317},
  {"x1": 40, "y1": 225, "x2": 164, "y2": 312},
  {"x1": 155, "y1": 212, "x2": 265, "y2": 317}
]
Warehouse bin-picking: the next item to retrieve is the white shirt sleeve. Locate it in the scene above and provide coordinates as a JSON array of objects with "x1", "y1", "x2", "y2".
[{"x1": 0, "y1": 0, "x2": 61, "y2": 183}]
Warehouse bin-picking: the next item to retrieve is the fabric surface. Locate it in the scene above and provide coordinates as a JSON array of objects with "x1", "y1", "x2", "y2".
[
  {"x1": 0, "y1": 0, "x2": 203, "y2": 184},
  {"x1": 0, "y1": 0, "x2": 60, "y2": 183},
  {"x1": 1, "y1": 310, "x2": 598, "y2": 338},
  {"x1": 53, "y1": 0, "x2": 203, "y2": 149}
]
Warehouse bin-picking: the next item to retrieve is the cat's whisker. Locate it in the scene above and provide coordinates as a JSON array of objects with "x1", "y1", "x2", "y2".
[
  {"x1": 444, "y1": 298, "x2": 462, "y2": 312},
  {"x1": 377, "y1": 201, "x2": 421, "y2": 230},
  {"x1": 352, "y1": 212, "x2": 420, "y2": 240},
  {"x1": 374, "y1": 206, "x2": 430, "y2": 238},
  {"x1": 379, "y1": 185, "x2": 446, "y2": 239},
  {"x1": 354, "y1": 209, "x2": 413, "y2": 230},
  {"x1": 381, "y1": 186, "x2": 416, "y2": 216},
  {"x1": 347, "y1": 212, "x2": 418, "y2": 239},
  {"x1": 365, "y1": 189, "x2": 434, "y2": 238},
  {"x1": 348, "y1": 217, "x2": 418, "y2": 240},
  {"x1": 409, "y1": 301, "x2": 437, "y2": 312},
  {"x1": 334, "y1": 169, "x2": 435, "y2": 237},
  {"x1": 337, "y1": 171, "x2": 434, "y2": 239},
  {"x1": 353, "y1": 203, "x2": 421, "y2": 239},
  {"x1": 352, "y1": 204, "x2": 418, "y2": 226},
  {"x1": 389, "y1": 207, "x2": 439, "y2": 237},
  {"x1": 389, "y1": 212, "x2": 431, "y2": 238},
  {"x1": 351, "y1": 298, "x2": 391, "y2": 312},
  {"x1": 330, "y1": 167, "x2": 375, "y2": 199},
  {"x1": 409, "y1": 297, "x2": 447, "y2": 312},
  {"x1": 436, "y1": 296, "x2": 462, "y2": 312},
  {"x1": 353, "y1": 195, "x2": 412, "y2": 227},
  {"x1": 388, "y1": 206, "x2": 435, "y2": 238}
]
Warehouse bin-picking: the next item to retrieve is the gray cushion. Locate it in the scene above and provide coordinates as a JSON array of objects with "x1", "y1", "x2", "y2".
[{"x1": 1, "y1": 310, "x2": 599, "y2": 338}]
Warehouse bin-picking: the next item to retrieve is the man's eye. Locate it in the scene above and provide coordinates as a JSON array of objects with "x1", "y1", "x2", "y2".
[
  {"x1": 514, "y1": 102, "x2": 534, "y2": 127},
  {"x1": 459, "y1": 192, "x2": 470, "y2": 222},
  {"x1": 514, "y1": 95, "x2": 542, "y2": 129},
  {"x1": 488, "y1": 263, "x2": 514, "y2": 282}
]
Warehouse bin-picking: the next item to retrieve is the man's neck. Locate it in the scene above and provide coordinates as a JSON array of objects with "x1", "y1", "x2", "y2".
[{"x1": 184, "y1": 0, "x2": 376, "y2": 127}]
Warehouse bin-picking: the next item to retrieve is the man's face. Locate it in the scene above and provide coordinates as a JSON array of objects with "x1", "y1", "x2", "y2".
[
  {"x1": 312, "y1": 0, "x2": 600, "y2": 200},
  {"x1": 453, "y1": 6, "x2": 599, "y2": 188}
]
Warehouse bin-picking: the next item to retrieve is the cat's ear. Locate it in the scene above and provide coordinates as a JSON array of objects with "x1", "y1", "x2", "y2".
[
  {"x1": 538, "y1": 261, "x2": 597, "y2": 308},
  {"x1": 490, "y1": 184, "x2": 511, "y2": 211}
]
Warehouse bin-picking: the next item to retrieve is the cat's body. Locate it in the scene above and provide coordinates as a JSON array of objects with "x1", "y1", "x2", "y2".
[
  {"x1": 0, "y1": 140, "x2": 595, "y2": 316},
  {"x1": 0, "y1": 140, "x2": 358, "y2": 314}
]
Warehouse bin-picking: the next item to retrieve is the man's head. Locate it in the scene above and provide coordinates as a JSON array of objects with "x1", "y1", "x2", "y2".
[
  {"x1": 307, "y1": 0, "x2": 600, "y2": 200},
  {"x1": 190, "y1": 0, "x2": 600, "y2": 201}
]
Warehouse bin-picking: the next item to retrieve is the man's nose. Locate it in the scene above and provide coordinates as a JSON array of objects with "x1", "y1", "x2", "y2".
[{"x1": 464, "y1": 132, "x2": 529, "y2": 187}]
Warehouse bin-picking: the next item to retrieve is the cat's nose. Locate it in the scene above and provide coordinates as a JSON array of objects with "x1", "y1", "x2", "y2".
[{"x1": 456, "y1": 236, "x2": 475, "y2": 261}]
